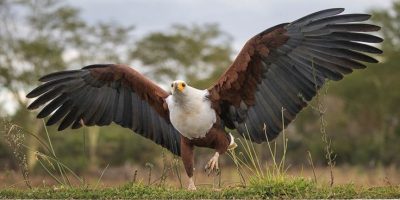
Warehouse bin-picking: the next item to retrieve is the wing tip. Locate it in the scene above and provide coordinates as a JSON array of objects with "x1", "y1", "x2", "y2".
[
  {"x1": 36, "y1": 112, "x2": 47, "y2": 119},
  {"x1": 82, "y1": 64, "x2": 113, "y2": 70},
  {"x1": 26, "y1": 103, "x2": 37, "y2": 110},
  {"x1": 370, "y1": 57, "x2": 380, "y2": 63},
  {"x1": 46, "y1": 117, "x2": 58, "y2": 127},
  {"x1": 319, "y1": 8, "x2": 345, "y2": 14},
  {"x1": 332, "y1": 7, "x2": 345, "y2": 12},
  {"x1": 57, "y1": 124, "x2": 68, "y2": 131},
  {"x1": 290, "y1": 8, "x2": 345, "y2": 26},
  {"x1": 38, "y1": 76, "x2": 49, "y2": 82},
  {"x1": 26, "y1": 91, "x2": 36, "y2": 99},
  {"x1": 38, "y1": 72, "x2": 62, "y2": 82},
  {"x1": 38, "y1": 70, "x2": 82, "y2": 82}
]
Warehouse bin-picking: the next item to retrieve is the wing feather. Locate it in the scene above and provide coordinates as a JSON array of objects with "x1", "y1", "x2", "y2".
[
  {"x1": 208, "y1": 8, "x2": 382, "y2": 142},
  {"x1": 27, "y1": 64, "x2": 181, "y2": 155}
]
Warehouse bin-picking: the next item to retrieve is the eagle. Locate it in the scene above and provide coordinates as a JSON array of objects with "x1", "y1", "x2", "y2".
[{"x1": 27, "y1": 8, "x2": 382, "y2": 190}]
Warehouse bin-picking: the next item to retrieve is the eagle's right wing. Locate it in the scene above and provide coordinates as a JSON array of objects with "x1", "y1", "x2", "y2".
[{"x1": 27, "y1": 64, "x2": 181, "y2": 155}]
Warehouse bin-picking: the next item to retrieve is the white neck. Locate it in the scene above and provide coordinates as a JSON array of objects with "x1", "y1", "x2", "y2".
[{"x1": 172, "y1": 86, "x2": 207, "y2": 108}]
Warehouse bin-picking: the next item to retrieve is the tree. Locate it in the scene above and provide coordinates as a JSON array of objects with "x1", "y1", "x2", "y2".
[
  {"x1": 0, "y1": 0, "x2": 235, "y2": 172},
  {"x1": 371, "y1": 1, "x2": 400, "y2": 59},
  {"x1": 290, "y1": 1, "x2": 400, "y2": 166},
  {"x1": 0, "y1": 0, "x2": 135, "y2": 170},
  {"x1": 131, "y1": 24, "x2": 233, "y2": 88},
  {"x1": 331, "y1": 1, "x2": 400, "y2": 165}
]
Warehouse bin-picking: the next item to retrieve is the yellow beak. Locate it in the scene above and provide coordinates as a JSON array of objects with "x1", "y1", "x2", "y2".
[{"x1": 177, "y1": 83, "x2": 184, "y2": 92}]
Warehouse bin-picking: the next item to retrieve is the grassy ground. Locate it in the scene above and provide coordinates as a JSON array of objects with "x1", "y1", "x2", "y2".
[
  {"x1": 1, "y1": 176, "x2": 399, "y2": 199},
  {"x1": 2, "y1": 119, "x2": 399, "y2": 198}
]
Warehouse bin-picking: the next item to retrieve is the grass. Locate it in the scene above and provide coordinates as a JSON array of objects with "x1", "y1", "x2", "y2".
[
  {"x1": 1, "y1": 178, "x2": 399, "y2": 199},
  {"x1": 3, "y1": 119, "x2": 84, "y2": 188},
  {"x1": 3, "y1": 118, "x2": 399, "y2": 199},
  {"x1": 2, "y1": 120, "x2": 399, "y2": 199}
]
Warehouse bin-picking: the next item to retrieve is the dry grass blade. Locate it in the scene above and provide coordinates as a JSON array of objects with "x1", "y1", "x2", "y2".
[
  {"x1": 94, "y1": 163, "x2": 110, "y2": 189},
  {"x1": 2, "y1": 119, "x2": 31, "y2": 188},
  {"x1": 228, "y1": 109, "x2": 291, "y2": 186}
]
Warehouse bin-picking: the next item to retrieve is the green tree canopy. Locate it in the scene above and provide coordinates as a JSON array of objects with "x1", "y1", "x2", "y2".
[{"x1": 131, "y1": 24, "x2": 233, "y2": 88}]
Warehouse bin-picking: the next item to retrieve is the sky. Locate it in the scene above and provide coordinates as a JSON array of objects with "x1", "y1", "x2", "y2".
[
  {"x1": 1, "y1": 0, "x2": 393, "y2": 115},
  {"x1": 67, "y1": 0, "x2": 392, "y2": 50}
]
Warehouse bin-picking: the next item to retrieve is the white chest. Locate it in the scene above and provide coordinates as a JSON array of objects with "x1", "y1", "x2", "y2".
[{"x1": 166, "y1": 89, "x2": 216, "y2": 139}]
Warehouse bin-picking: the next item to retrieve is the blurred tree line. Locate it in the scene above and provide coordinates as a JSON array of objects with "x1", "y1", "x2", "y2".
[{"x1": 0, "y1": 0, "x2": 399, "y2": 173}]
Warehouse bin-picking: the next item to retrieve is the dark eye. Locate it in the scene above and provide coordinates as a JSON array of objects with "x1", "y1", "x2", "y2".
[
  {"x1": 182, "y1": 83, "x2": 186, "y2": 87},
  {"x1": 171, "y1": 83, "x2": 174, "y2": 87}
]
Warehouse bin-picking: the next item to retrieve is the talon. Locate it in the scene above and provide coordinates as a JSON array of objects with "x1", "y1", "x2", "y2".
[{"x1": 205, "y1": 152, "x2": 219, "y2": 175}]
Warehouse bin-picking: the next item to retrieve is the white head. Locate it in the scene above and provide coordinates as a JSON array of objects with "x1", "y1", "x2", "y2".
[{"x1": 170, "y1": 80, "x2": 188, "y2": 95}]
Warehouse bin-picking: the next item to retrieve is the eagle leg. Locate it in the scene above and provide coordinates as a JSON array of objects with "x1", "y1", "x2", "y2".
[
  {"x1": 180, "y1": 128, "x2": 234, "y2": 189},
  {"x1": 180, "y1": 136, "x2": 196, "y2": 190}
]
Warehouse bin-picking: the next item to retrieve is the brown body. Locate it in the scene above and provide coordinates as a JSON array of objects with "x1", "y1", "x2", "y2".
[{"x1": 180, "y1": 122, "x2": 230, "y2": 177}]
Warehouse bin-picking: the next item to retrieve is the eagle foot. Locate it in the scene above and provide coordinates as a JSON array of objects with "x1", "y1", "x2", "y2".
[
  {"x1": 187, "y1": 177, "x2": 196, "y2": 190},
  {"x1": 205, "y1": 152, "x2": 219, "y2": 175}
]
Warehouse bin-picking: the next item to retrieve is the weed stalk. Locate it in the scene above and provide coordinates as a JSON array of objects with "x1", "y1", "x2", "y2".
[
  {"x1": 307, "y1": 150, "x2": 317, "y2": 184},
  {"x1": 94, "y1": 163, "x2": 109, "y2": 189},
  {"x1": 132, "y1": 169, "x2": 138, "y2": 184},
  {"x1": 3, "y1": 119, "x2": 31, "y2": 188},
  {"x1": 312, "y1": 60, "x2": 336, "y2": 187},
  {"x1": 145, "y1": 162, "x2": 154, "y2": 185}
]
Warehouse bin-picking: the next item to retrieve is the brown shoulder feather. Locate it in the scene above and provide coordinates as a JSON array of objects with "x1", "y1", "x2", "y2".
[{"x1": 87, "y1": 64, "x2": 170, "y2": 120}]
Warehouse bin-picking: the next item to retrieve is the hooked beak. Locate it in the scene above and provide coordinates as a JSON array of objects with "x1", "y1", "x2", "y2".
[{"x1": 177, "y1": 83, "x2": 184, "y2": 92}]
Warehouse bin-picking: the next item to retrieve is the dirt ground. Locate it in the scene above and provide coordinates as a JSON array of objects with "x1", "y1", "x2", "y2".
[{"x1": 1, "y1": 164, "x2": 398, "y2": 189}]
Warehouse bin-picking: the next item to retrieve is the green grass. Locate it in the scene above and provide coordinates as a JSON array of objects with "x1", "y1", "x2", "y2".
[
  {"x1": 1, "y1": 177, "x2": 399, "y2": 199},
  {"x1": 3, "y1": 117, "x2": 399, "y2": 199}
]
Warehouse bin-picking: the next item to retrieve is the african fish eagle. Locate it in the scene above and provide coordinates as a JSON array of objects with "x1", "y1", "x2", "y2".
[{"x1": 27, "y1": 8, "x2": 382, "y2": 190}]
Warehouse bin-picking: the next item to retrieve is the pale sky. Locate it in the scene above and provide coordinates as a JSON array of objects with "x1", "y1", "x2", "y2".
[
  {"x1": 2, "y1": 0, "x2": 393, "y2": 115},
  {"x1": 67, "y1": 0, "x2": 392, "y2": 50}
]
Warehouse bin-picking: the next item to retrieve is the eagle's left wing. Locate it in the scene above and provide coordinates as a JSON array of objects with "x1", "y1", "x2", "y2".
[{"x1": 208, "y1": 8, "x2": 383, "y2": 142}]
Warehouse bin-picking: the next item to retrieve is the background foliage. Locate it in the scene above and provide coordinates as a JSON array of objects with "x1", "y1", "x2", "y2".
[{"x1": 0, "y1": 0, "x2": 399, "y2": 175}]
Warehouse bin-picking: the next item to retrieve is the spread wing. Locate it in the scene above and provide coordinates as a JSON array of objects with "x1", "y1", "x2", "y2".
[
  {"x1": 27, "y1": 64, "x2": 181, "y2": 155},
  {"x1": 208, "y1": 8, "x2": 383, "y2": 143}
]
